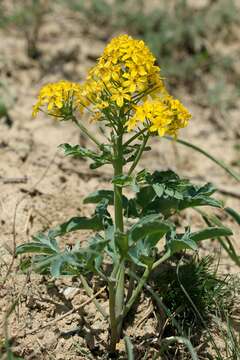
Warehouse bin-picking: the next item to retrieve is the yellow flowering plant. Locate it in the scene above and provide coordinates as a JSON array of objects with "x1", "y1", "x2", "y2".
[{"x1": 16, "y1": 35, "x2": 234, "y2": 355}]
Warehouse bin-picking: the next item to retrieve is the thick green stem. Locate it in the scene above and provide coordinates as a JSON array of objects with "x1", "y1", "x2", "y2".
[
  {"x1": 115, "y1": 260, "x2": 125, "y2": 338},
  {"x1": 109, "y1": 130, "x2": 125, "y2": 352},
  {"x1": 109, "y1": 279, "x2": 118, "y2": 353},
  {"x1": 114, "y1": 133, "x2": 124, "y2": 232},
  {"x1": 113, "y1": 131, "x2": 125, "y2": 339}
]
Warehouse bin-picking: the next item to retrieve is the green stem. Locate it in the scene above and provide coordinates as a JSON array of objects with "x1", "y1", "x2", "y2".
[
  {"x1": 72, "y1": 116, "x2": 102, "y2": 148},
  {"x1": 124, "y1": 127, "x2": 148, "y2": 147},
  {"x1": 128, "y1": 134, "x2": 149, "y2": 176},
  {"x1": 109, "y1": 130, "x2": 125, "y2": 351},
  {"x1": 109, "y1": 279, "x2": 118, "y2": 353},
  {"x1": 126, "y1": 263, "x2": 136, "y2": 302},
  {"x1": 124, "y1": 336, "x2": 135, "y2": 360},
  {"x1": 124, "y1": 267, "x2": 150, "y2": 318},
  {"x1": 115, "y1": 260, "x2": 125, "y2": 339},
  {"x1": 114, "y1": 133, "x2": 124, "y2": 232},
  {"x1": 124, "y1": 250, "x2": 171, "y2": 318},
  {"x1": 80, "y1": 275, "x2": 108, "y2": 319},
  {"x1": 152, "y1": 249, "x2": 171, "y2": 270}
]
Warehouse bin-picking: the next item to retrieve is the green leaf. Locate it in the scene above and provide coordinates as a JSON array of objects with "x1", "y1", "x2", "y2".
[
  {"x1": 190, "y1": 227, "x2": 233, "y2": 242},
  {"x1": 166, "y1": 226, "x2": 233, "y2": 255},
  {"x1": 84, "y1": 190, "x2": 115, "y2": 204},
  {"x1": 224, "y1": 207, "x2": 240, "y2": 225},
  {"x1": 16, "y1": 202, "x2": 112, "y2": 276},
  {"x1": 151, "y1": 170, "x2": 188, "y2": 201},
  {"x1": 128, "y1": 238, "x2": 157, "y2": 268},
  {"x1": 135, "y1": 169, "x2": 151, "y2": 183},
  {"x1": 179, "y1": 183, "x2": 223, "y2": 210},
  {"x1": 124, "y1": 171, "x2": 221, "y2": 220},
  {"x1": 51, "y1": 200, "x2": 112, "y2": 237},
  {"x1": 153, "y1": 183, "x2": 165, "y2": 197},
  {"x1": 17, "y1": 234, "x2": 109, "y2": 277},
  {"x1": 50, "y1": 216, "x2": 103, "y2": 237},
  {"x1": 83, "y1": 234, "x2": 109, "y2": 273},
  {"x1": 16, "y1": 243, "x2": 56, "y2": 255},
  {"x1": 50, "y1": 253, "x2": 78, "y2": 277},
  {"x1": 127, "y1": 215, "x2": 172, "y2": 267},
  {"x1": 59, "y1": 143, "x2": 99, "y2": 158},
  {"x1": 16, "y1": 232, "x2": 59, "y2": 255},
  {"x1": 135, "y1": 186, "x2": 156, "y2": 208},
  {"x1": 59, "y1": 143, "x2": 111, "y2": 169},
  {"x1": 195, "y1": 208, "x2": 240, "y2": 266},
  {"x1": 166, "y1": 228, "x2": 198, "y2": 254},
  {"x1": 129, "y1": 214, "x2": 171, "y2": 244}
]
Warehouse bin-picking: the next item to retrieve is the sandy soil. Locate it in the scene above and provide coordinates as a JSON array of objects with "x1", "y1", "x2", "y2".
[{"x1": 0, "y1": 2, "x2": 239, "y2": 359}]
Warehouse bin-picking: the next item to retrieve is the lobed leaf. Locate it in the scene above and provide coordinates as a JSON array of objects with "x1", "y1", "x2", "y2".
[
  {"x1": 166, "y1": 226, "x2": 233, "y2": 255},
  {"x1": 59, "y1": 143, "x2": 111, "y2": 169},
  {"x1": 128, "y1": 214, "x2": 171, "y2": 244},
  {"x1": 84, "y1": 189, "x2": 128, "y2": 207},
  {"x1": 124, "y1": 171, "x2": 222, "y2": 219}
]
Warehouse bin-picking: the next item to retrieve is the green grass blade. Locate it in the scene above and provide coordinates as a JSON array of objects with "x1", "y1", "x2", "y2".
[
  {"x1": 164, "y1": 137, "x2": 240, "y2": 182},
  {"x1": 124, "y1": 336, "x2": 135, "y2": 360},
  {"x1": 159, "y1": 336, "x2": 199, "y2": 360},
  {"x1": 224, "y1": 207, "x2": 240, "y2": 225},
  {"x1": 195, "y1": 209, "x2": 240, "y2": 266}
]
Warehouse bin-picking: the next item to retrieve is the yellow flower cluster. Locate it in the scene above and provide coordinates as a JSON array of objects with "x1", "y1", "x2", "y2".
[
  {"x1": 32, "y1": 80, "x2": 87, "y2": 119},
  {"x1": 84, "y1": 34, "x2": 164, "y2": 109},
  {"x1": 32, "y1": 35, "x2": 191, "y2": 137},
  {"x1": 126, "y1": 96, "x2": 191, "y2": 137}
]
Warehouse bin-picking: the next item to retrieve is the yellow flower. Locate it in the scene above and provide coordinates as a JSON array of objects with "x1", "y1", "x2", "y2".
[
  {"x1": 32, "y1": 35, "x2": 191, "y2": 136},
  {"x1": 83, "y1": 34, "x2": 166, "y2": 109},
  {"x1": 111, "y1": 87, "x2": 131, "y2": 107},
  {"x1": 32, "y1": 80, "x2": 83, "y2": 119},
  {"x1": 126, "y1": 96, "x2": 191, "y2": 137}
]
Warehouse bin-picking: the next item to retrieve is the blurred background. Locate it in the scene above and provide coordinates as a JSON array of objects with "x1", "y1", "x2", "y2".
[{"x1": 0, "y1": 0, "x2": 239, "y2": 125}]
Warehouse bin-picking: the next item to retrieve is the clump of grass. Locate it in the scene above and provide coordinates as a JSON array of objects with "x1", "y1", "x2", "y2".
[
  {"x1": 150, "y1": 255, "x2": 239, "y2": 358},
  {"x1": 153, "y1": 256, "x2": 231, "y2": 333}
]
